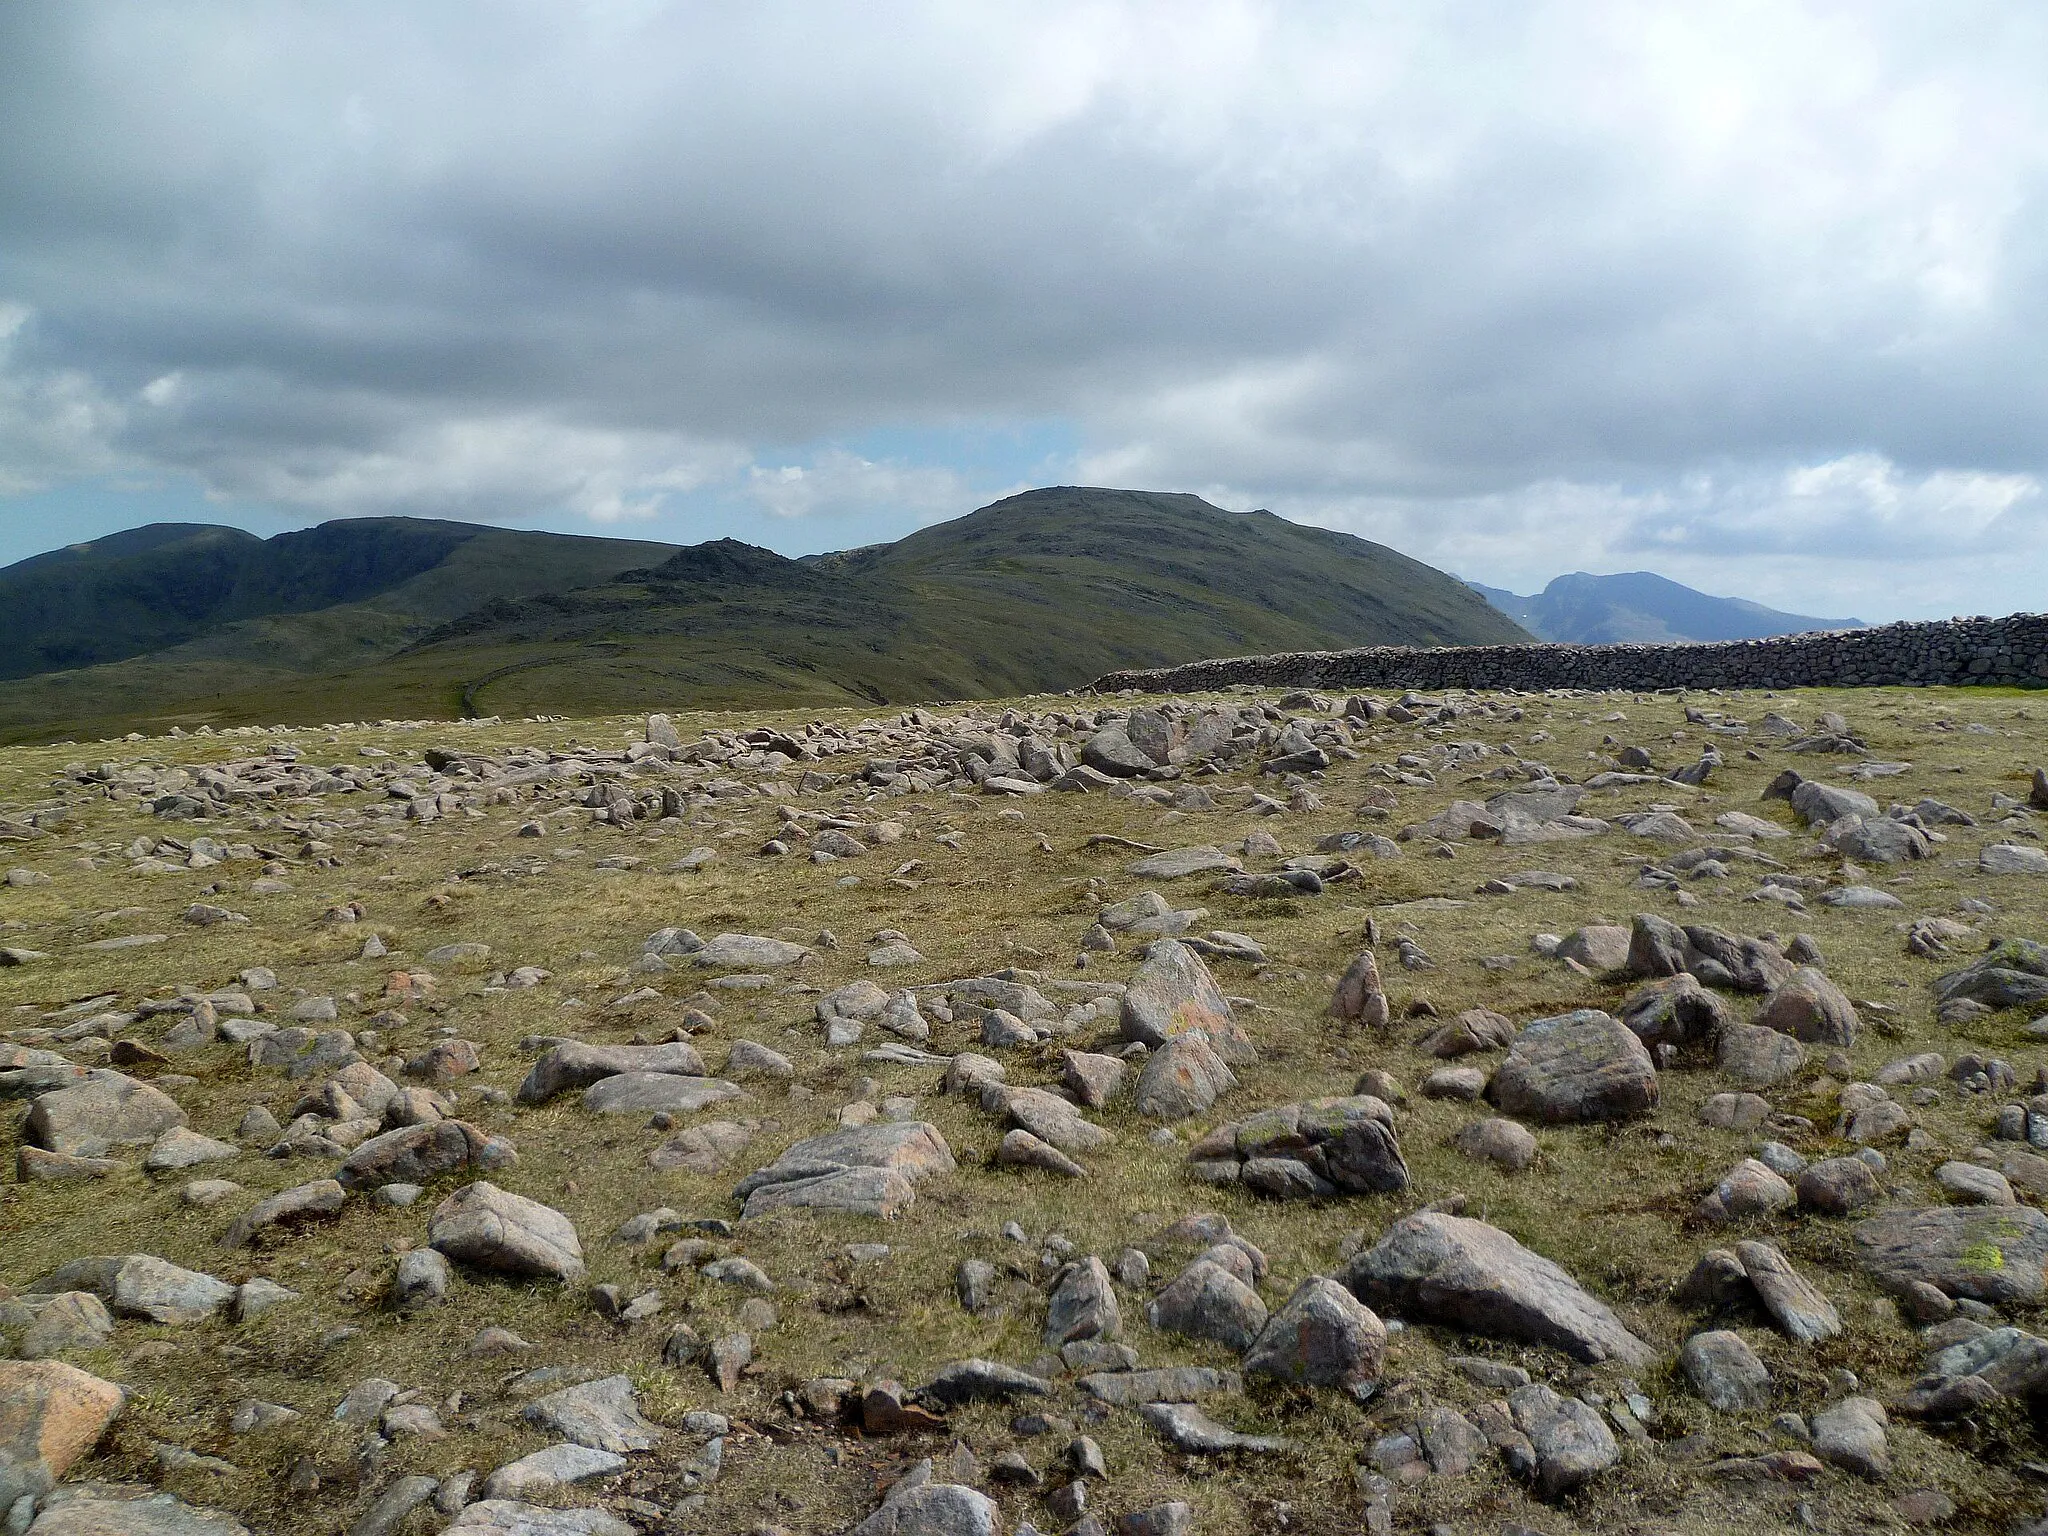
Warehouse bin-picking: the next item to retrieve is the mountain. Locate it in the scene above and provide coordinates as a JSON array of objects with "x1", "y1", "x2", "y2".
[
  {"x1": 0, "y1": 518, "x2": 673, "y2": 681},
  {"x1": 1469, "y1": 571, "x2": 1864, "y2": 645},
  {"x1": 0, "y1": 488, "x2": 1526, "y2": 741}
]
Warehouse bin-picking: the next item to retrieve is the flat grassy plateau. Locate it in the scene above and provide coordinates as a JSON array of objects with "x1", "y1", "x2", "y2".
[{"x1": 2, "y1": 683, "x2": 2045, "y2": 1536}]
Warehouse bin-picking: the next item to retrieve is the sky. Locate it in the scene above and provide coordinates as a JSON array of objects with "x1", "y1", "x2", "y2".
[{"x1": 3, "y1": 2, "x2": 2047, "y2": 621}]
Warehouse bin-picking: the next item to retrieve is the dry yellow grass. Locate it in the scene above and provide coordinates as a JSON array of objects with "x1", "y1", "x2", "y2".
[{"x1": 2, "y1": 684, "x2": 2045, "y2": 1535}]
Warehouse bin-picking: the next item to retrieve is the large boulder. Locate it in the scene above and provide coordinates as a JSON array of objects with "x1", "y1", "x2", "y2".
[
  {"x1": 732, "y1": 1121, "x2": 955, "y2": 1219},
  {"x1": 846, "y1": 1480, "x2": 1000, "y2": 1536},
  {"x1": 1735, "y1": 1240, "x2": 1841, "y2": 1343},
  {"x1": 1824, "y1": 815, "x2": 1930, "y2": 864},
  {"x1": 1853, "y1": 1205, "x2": 2048, "y2": 1305},
  {"x1": 1811, "y1": 1397, "x2": 1889, "y2": 1476},
  {"x1": 516, "y1": 1041, "x2": 708, "y2": 1104},
  {"x1": 1898, "y1": 1326, "x2": 2048, "y2": 1420},
  {"x1": 29, "y1": 1255, "x2": 235, "y2": 1324},
  {"x1": 1716, "y1": 1023, "x2": 1806, "y2": 1088},
  {"x1": 1133, "y1": 1035, "x2": 1238, "y2": 1121},
  {"x1": 580, "y1": 1074, "x2": 747, "y2": 1116},
  {"x1": 1555, "y1": 925, "x2": 1631, "y2": 972},
  {"x1": 337, "y1": 1120, "x2": 516, "y2": 1190},
  {"x1": 1045, "y1": 1256, "x2": 1121, "y2": 1348},
  {"x1": 1680, "y1": 925, "x2": 1795, "y2": 993},
  {"x1": 1191, "y1": 1096, "x2": 1406, "y2": 1196},
  {"x1": 1241, "y1": 1277, "x2": 1386, "y2": 1400},
  {"x1": 1510, "y1": 1382, "x2": 1619, "y2": 1500},
  {"x1": 1789, "y1": 780, "x2": 1879, "y2": 827},
  {"x1": 0, "y1": 1360, "x2": 125, "y2": 1509},
  {"x1": 1339, "y1": 1212, "x2": 1653, "y2": 1366},
  {"x1": 1753, "y1": 968, "x2": 1859, "y2": 1047},
  {"x1": 25, "y1": 1072, "x2": 186, "y2": 1157},
  {"x1": 1486, "y1": 1011, "x2": 1658, "y2": 1124},
  {"x1": 428, "y1": 1181, "x2": 585, "y2": 1282},
  {"x1": 1933, "y1": 939, "x2": 2048, "y2": 1012},
  {"x1": 25, "y1": 1488, "x2": 252, "y2": 1536},
  {"x1": 522, "y1": 1375, "x2": 663, "y2": 1454},
  {"x1": 1146, "y1": 1259, "x2": 1268, "y2": 1352},
  {"x1": 1680, "y1": 1330, "x2": 1771, "y2": 1411},
  {"x1": 1080, "y1": 725, "x2": 1154, "y2": 777},
  {"x1": 1625, "y1": 915, "x2": 1792, "y2": 992},
  {"x1": 1119, "y1": 941, "x2": 1255, "y2": 1062},
  {"x1": 1618, "y1": 974, "x2": 1734, "y2": 1050},
  {"x1": 693, "y1": 933, "x2": 809, "y2": 969}
]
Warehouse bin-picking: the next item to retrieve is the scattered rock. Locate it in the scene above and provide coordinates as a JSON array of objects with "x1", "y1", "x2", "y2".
[
  {"x1": 428, "y1": 1182, "x2": 585, "y2": 1282},
  {"x1": 1681, "y1": 1330, "x2": 1771, "y2": 1411},
  {"x1": 0, "y1": 1360, "x2": 125, "y2": 1508},
  {"x1": 1341, "y1": 1212, "x2": 1653, "y2": 1366},
  {"x1": 1486, "y1": 1010, "x2": 1658, "y2": 1123},
  {"x1": 1241, "y1": 1277, "x2": 1385, "y2": 1399},
  {"x1": 1853, "y1": 1204, "x2": 2048, "y2": 1304},
  {"x1": 733, "y1": 1121, "x2": 956, "y2": 1219},
  {"x1": 1147, "y1": 1260, "x2": 1269, "y2": 1351}
]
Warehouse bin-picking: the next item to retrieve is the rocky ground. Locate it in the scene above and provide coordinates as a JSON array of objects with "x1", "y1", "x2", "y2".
[{"x1": 3, "y1": 684, "x2": 2048, "y2": 1536}]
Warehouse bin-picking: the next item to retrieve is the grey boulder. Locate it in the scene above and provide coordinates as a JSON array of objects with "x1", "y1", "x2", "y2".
[
  {"x1": 516, "y1": 1041, "x2": 708, "y2": 1104},
  {"x1": 1753, "y1": 967, "x2": 1859, "y2": 1047},
  {"x1": 1133, "y1": 1035, "x2": 1238, "y2": 1121},
  {"x1": 1147, "y1": 1259, "x2": 1268, "y2": 1352},
  {"x1": 337, "y1": 1120, "x2": 516, "y2": 1190},
  {"x1": 580, "y1": 1074, "x2": 746, "y2": 1116},
  {"x1": 522, "y1": 1375, "x2": 663, "y2": 1454},
  {"x1": 1680, "y1": 1330, "x2": 1771, "y2": 1411},
  {"x1": 428, "y1": 1181, "x2": 584, "y2": 1282},
  {"x1": 1486, "y1": 1010, "x2": 1657, "y2": 1123},
  {"x1": 732, "y1": 1121, "x2": 956, "y2": 1220},
  {"x1": 1853, "y1": 1204, "x2": 2048, "y2": 1304},
  {"x1": 1119, "y1": 941, "x2": 1255, "y2": 1062},
  {"x1": 29, "y1": 1254, "x2": 236, "y2": 1324},
  {"x1": 1340, "y1": 1212, "x2": 1652, "y2": 1367},
  {"x1": 1510, "y1": 1382, "x2": 1618, "y2": 1500},
  {"x1": 26, "y1": 1072, "x2": 186, "y2": 1157},
  {"x1": 1241, "y1": 1276, "x2": 1386, "y2": 1400}
]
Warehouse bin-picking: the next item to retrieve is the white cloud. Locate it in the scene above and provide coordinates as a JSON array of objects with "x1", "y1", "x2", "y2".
[
  {"x1": 3, "y1": 3, "x2": 2048, "y2": 615},
  {"x1": 1272, "y1": 452, "x2": 2048, "y2": 619},
  {"x1": 742, "y1": 450, "x2": 982, "y2": 528},
  {"x1": 0, "y1": 303, "x2": 127, "y2": 495}
]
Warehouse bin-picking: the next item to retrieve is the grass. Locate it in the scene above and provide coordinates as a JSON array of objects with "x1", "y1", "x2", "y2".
[{"x1": 2, "y1": 683, "x2": 2045, "y2": 1534}]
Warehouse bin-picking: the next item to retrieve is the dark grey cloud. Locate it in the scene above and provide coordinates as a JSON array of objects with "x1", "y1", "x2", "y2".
[{"x1": 2, "y1": 2, "x2": 2046, "y2": 615}]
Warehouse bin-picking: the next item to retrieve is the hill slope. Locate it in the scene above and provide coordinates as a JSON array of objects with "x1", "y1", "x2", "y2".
[
  {"x1": 385, "y1": 488, "x2": 1526, "y2": 716},
  {"x1": 0, "y1": 518, "x2": 674, "y2": 681},
  {"x1": 0, "y1": 490, "x2": 1525, "y2": 739},
  {"x1": 1470, "y1": 571, "x2": 1864, "y2": 644}
]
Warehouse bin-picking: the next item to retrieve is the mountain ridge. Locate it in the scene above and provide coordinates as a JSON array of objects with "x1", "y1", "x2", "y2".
[
  {"x1": 0, "y1": 488, "x2": 1524, "y2": 741},
  {"x1": 1470, "y1": 570, "x2": 1865, "y2": 645}
]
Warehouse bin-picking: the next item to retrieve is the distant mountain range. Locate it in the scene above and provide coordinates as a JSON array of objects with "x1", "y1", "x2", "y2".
[
  {"x1": 0, "y1": 488, "x2": 1525, "y2": 741},
  {"x1": 1467, "y1": 571, "x2": 1865, "y2": 645}
]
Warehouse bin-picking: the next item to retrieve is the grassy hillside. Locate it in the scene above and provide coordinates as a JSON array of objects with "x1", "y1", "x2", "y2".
[
  {"x1": 0, "y1": 518, "x2": 675, "y2": 683},
  {"x1": 0, "y1": 490, "x2": 1526, "y2": 741}
]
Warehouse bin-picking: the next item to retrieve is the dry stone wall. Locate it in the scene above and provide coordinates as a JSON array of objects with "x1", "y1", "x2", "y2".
[{"x1": 1091, "y1": 613, "x2": 2048, "y2": 695}]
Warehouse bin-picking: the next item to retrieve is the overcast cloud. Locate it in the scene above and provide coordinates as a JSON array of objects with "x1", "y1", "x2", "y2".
[{"x1": 3, "y1": 1, "x2": 2046, "y2": 618}]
